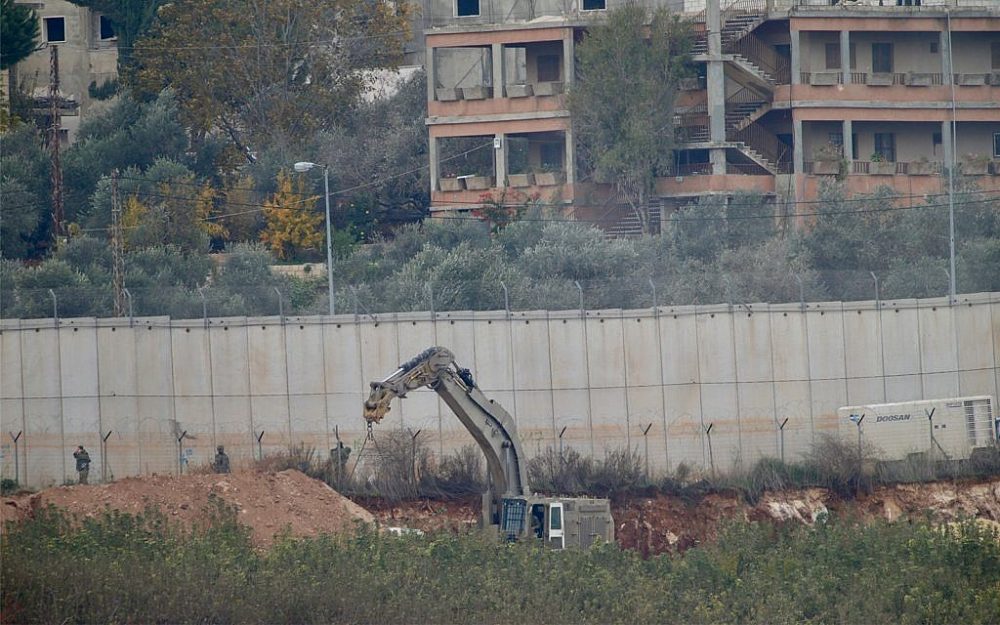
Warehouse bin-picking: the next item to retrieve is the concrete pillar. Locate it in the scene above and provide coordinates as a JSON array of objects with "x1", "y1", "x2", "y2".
[
  {"x1": 790, "y1": 30, "x2": 801, "y2": 85},
  {"x1": 793, "y1": 119, "x2": 804, "y2": 174},
  {"x1": 707, "y1": 0, "x2": 722, "y2": 58},
  {"x1": 427, "y1": 46, "x2": 436, "y2": 100},
  {"x1": 708, "y1": 62, "x2": 726, "y2": 144},
  {"x1": 429, "y1": 135, "x2": 439, "y2": 192},
  {"x1": 565, "y1": 126, "x2": 576, "y2": 184},
  {"x1": 843, "y1": 119, "x2": 853, "y2": 161},
  {"x1": 706, "y1": 1, "x2": 726, "y2": 146},
  {"x1": 840, "y1": 30, "x2": 851, "y2": 84},
  {"x1": 942, "y1": 120, "x2": 953, "y2": 172},
  {"x1": 495, "y1": 133, "x2": 507, "y2": 187},
  {"x1": 562, "y1": 30, "x2": 575, "y2": 86},
  {"x1": 710, "y1": 148, "x2": 727, "y2": 175},
  {"x1": 940, "y1": 30, "x2": 952, "y2": 86},
  {"x1": 491, "y1": 43, "x2": 504, "y2": 98}
]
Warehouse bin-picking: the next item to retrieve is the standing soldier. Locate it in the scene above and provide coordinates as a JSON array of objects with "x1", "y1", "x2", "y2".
[
  {"x1": 213, "y1": 445, "x2": 231, "y2": 474},
  {"x1": 72, "y1": 445, "x2": 91, "y2": 484}
]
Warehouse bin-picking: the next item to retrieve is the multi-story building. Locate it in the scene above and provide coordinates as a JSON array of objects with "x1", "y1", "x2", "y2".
[
  {"x1": 422, "y1": 0, "x2": 1000, "y2": 232},
  {"x1": 10, "y1": 0, "x2": 118, "y2": 143}
]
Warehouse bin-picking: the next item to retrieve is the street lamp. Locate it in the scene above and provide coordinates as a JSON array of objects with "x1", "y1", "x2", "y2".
[{"x1": 294, "y1": 161, "x2": 335, "y2": 315}]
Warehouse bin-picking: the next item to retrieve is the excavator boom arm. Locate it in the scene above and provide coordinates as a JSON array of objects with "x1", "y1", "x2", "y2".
[{"x1": 364, "y1": 346, "x2": 530, "y2": 497}]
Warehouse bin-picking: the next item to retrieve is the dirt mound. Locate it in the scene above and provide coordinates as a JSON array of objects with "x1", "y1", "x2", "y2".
[{"x1": 2, "y1": 470, "x2": 374, "y2": 547}]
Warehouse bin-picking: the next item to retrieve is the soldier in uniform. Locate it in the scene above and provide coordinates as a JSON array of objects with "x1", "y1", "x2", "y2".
[
  {"x1": 72, "y1": 445, "x2": 91, "y2": 484},
  {"x1": 213, "y1": 445, "x2": 231, "y2": 474}
]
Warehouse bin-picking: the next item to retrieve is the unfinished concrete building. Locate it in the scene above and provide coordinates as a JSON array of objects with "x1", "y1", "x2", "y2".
[{"x1": 422, "y1": 0, "x2": 1000, "y2": 233}]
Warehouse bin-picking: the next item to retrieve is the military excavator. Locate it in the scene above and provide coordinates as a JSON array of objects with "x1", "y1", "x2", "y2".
[{"x1": 364, "y1": 346, "x2": 614, "y2": 549}]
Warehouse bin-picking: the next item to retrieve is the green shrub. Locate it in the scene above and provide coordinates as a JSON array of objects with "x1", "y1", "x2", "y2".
[{"x1": 4, "y1": 507, "x2": 1000, "y2": 624}]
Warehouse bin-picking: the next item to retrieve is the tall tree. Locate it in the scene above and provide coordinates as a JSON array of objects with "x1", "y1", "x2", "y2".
[
  {"x1": 66, "y1": 0, "x2": 167, "y2": 85},
  {"x1": 134, "y1": 0, "x2": 412, "y2": 161},
  {"x1": 319, "y1": 70, "x2": 430, "y2": 237},
  {"x1": 569, "y1": 5, "x2": 691, "y2": 235},
  {"x1": 260, "y1": 171, "x2": 323, "y2": 260},
  {"x1": 0, "y1": 0, "x2": 39, "y2": 70}
]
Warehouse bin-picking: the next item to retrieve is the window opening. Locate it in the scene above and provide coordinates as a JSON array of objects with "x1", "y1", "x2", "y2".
[
  {"x1": 825, "y1": 43, "x2": 840, "y2": 70},
  {"x1": 874, "y1": 133, "x2": 896, "y2": 162},
  {"x1": 99, "y1": 15, "x2": 115, "y2": 40},
  {"x1": 456, "y1": 0, "x2": 480, "y2": 17},
  {"x1": 536, "y1": 54, "x2": 561, "y2": 82},
  {"x1": 540, "y1": 143, "x2": 563, "y2": 170},
  {"x1": 582, "y1": 0, "x2": 606, "y2": 10},
  {"x1": 500, "y1": 499, "x2": 526, "y2": 541},
  {"x1": 530, "y1": 504, "x2": 545, "y2": 539},
  {"x1": 872, "y1": 43, "x2": 893, "y2": 73},
  {"x1": 550, "y1": 505, "x2": 562, "y2": 531},
  {"x1": 44, "y1": 17, "x2": 66, "y2": 43}
]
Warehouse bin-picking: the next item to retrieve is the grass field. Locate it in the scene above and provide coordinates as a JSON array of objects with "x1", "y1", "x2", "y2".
[{"x1": 3, "y1": 504, "x2": 1000, "y2": 625}]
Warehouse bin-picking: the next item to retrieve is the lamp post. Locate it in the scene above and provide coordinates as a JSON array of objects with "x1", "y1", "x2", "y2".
[{"x1": 294, "y1": 161, "x2": 335, "y2": 315}]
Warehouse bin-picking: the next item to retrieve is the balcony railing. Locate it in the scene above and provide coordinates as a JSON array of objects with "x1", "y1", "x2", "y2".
[
  {"x1": 802, "y1": 160, "x2": 944, "y2": 175},
  {"x1": 775, "y1": 0, "x2": 1000, "y2": 9},
  {"x1": 801, "y1": 72, "x2": 956, "y2": 86}
]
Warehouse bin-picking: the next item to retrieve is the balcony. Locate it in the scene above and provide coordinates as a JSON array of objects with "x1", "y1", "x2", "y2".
[{"x1": 428, "y1": 38, "x2": 570, "y2": 118}]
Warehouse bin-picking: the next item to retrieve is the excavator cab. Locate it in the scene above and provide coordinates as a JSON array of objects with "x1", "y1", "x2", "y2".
[{"x1": 499, "y1": 496, "x2": 608, "y2": 550}]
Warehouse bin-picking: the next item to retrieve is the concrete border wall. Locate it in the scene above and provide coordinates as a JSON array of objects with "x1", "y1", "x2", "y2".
[{"x1": 2, "y1": 292, "x2": 998, "y2": 488}]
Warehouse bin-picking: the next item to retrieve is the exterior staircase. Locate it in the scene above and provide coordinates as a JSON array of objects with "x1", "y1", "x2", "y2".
[
  {"x1": 604, "y1": 201, "x2": 663, "y2": 238},
  {"x1": 691, "y1": 0, "x2": 767, "y2": 54},
  {"x1": 683, "y1": 0, "x2": 791, "y2": 176},
  {"x1": 728, "y1": 124, "x2": 791, "y2": 175}
]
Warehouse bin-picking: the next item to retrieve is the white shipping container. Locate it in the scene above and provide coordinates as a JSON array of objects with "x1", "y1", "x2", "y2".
[{"x1": 837, "y1": 396, "x2": 997, "y2": 462}]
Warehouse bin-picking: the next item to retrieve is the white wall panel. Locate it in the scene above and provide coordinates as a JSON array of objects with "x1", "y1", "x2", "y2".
[{"x1": 880, "y1": 302, "x2": 922, "y2": 402}]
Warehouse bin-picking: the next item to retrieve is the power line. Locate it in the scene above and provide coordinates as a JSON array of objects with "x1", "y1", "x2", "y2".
[{"x1": 119, "y1": 186, "x2": 1000, "y2": 225}]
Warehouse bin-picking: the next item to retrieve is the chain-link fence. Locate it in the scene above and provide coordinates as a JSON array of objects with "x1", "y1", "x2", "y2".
[{"x1": 0, "y1": 268, "x2": 972, "y2": 322}]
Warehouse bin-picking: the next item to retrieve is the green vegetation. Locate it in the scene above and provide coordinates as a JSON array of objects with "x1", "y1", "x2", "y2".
[
  {"x1": 3, "y1": 505, "x2": 999, "y2": 624},
  {"x1": 570, "y1": 4, "x2": 692, "y2": 234},
  {"x1": 3, "y1": 180, "x2": 999, "y2": 318},
  {"x1": 0, "y1": 0, "x2": 39, "y2": 71}
]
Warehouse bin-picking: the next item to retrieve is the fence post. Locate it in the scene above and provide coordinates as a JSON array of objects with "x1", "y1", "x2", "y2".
[
  {"x1": 47, "y1": 289, "x2": 58, "y2": 324},
  {"x1": 176, "y1": 430, "x2": 188, "y2": 475},
  {"x1": 793, "y1": 274, "x2": 805, "y2": 311},
  {"x1": 123, "y1": 288, "x2": 134, "y2": 327},
  {"x1": 101, "y1": 430, "x2": 112, "y2": 482},
  {"x1": 500, "y1": 281, "x2": 510, "y2": 318},
  {"x1": 573, "y1": 281, "x2": 584, "y2": 318},
  {"x1": 704, "y1": 423, "x2": 715, "y2": 478},
  {"x1": 850, "y1": 413, "x2": 865, "y2": 495},
  {"x1": 9, "y1": 431, "x2": 22, "y2": 486},
  {"x1": 641, "y1": 423, "x2": 653, "y2": 480},
  {"x1": 349, "y1": 286, "x2": 360, "y2": 322},
  {"x1": 409, "y1": 429, "x2": 422, "y2": 486},
  {"x1": 426, "y1": 283, "x2": 434, "y2": 316},
  {"x1": 197, "y1": 287, "x2": 208, "y2": 328},
  {"x1": 649, "y1": 278, "x2": 657, "y2": 310},
  {"x1": 273, "y1": 287, "x2": 284, "y2": 323},
  {"x1": 778, "y1": 418, "x2": 789, "y2": 463}
]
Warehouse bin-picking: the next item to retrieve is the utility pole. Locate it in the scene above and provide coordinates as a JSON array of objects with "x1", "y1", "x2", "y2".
[
  {"x1": 49, "y1": 46, "x2": 64, "y2": 244},
  {"x1": 111, "y1": 170, "x2": 126, "y2": 316}
]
